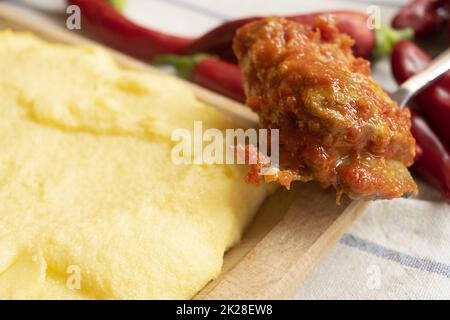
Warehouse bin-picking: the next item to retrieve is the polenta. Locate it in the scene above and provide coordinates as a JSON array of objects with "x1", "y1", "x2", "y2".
[{"x1": 0, "y1": 31, "x2": 269, "y2": 299}]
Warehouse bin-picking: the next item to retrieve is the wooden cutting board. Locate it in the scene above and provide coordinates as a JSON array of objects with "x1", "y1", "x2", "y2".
[{"x1": 0, "y1": 2, "x2": 368, "y2": 300}]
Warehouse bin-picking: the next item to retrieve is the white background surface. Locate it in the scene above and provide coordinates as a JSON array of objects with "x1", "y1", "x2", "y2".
[{"x1": 12, "y1": 0, "x2": 407, "y2": 36}]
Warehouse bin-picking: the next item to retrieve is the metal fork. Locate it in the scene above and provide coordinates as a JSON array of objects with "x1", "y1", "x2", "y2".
[{"x1": 391, "y1": 47, "x2": 450, "y2": 108}]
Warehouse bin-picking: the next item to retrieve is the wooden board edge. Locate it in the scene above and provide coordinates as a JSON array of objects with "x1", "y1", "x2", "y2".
[
  {"x1": 198, "y1": 190, "x2": 368, "y2": 300},
  {"x1": 266, "y1": 200, "x2": 368, "y2": 299}
]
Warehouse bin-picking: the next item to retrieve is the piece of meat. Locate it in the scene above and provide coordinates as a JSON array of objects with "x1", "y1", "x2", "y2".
[{"x1": 233, "y1": 16, "x2": 418, "y2": 202}]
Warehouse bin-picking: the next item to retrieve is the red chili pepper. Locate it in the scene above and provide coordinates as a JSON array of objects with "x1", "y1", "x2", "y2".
[
  {"x1": 392, "y1": 40, "x2": 450, "y2": 146},
  {"x1": 415, "y1": 143, "x2": 424, "y2": 161},
  {"x1": 193, "y1": 59, "x2": 245, "y2": 102},
  {"x1": 289, "y1": 11, "x2": 376, "y2": 59},
  {"x1": 448, "y1": 18, "x2": 450, "y2": 42},
  {"x1": 392, "y1": 0, "x2": 449, "y2": 37},
  {"x1": 68, "y1": 0, "x2": 193, "y2": 60},
  {"x1": 187, "y1": 11, "x2": 413, "y2": 61},
  {"x1": 153, "y1": 54, "x2": 245, "y2": 102},
  {"x1": 410, "y1": 110, "x2": 450, "y2": 202},
  {"x1": 187, "y1": 17, "x2": 257, "y2": 62}
]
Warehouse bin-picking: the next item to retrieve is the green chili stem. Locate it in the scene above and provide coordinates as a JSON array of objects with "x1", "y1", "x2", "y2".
[
  {"x1": 107, "y1": 0, "x2": 127, "y2": 12},
  {"x1": 373, "y1": 26, "x2": 414, "y2": 59},
  {"x1": 153, "y1": 54, "x2": 212, "y2": 79}
]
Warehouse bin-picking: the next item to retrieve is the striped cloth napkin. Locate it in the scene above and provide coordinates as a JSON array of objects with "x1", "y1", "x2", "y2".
[{"x1": 12, "y1": 0, "x2": 450, "y2": 299}]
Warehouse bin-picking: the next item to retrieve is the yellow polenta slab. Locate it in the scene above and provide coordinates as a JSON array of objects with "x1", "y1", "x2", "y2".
[{"x1": 0, "y1": 31, "x2": 269, "y2": 299}]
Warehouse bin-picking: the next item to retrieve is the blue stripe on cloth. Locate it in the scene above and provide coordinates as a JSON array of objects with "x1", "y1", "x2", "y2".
[
  {"x1": 150, "y1": 0, "x2": 229, "y2": 21},
  {"x1": 340, "y1": 233, "x2": 450, "y2": 279}
]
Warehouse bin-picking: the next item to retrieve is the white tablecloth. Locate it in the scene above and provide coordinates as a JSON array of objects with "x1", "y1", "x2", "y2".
[{"x1": 9, "y1": 0, "x2": 450, "y2": 299}]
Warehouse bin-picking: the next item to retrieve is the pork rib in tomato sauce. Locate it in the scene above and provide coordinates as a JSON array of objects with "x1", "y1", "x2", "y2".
[{"x1": 233, "y1": 17, "x2": 417, "y2": 201}]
